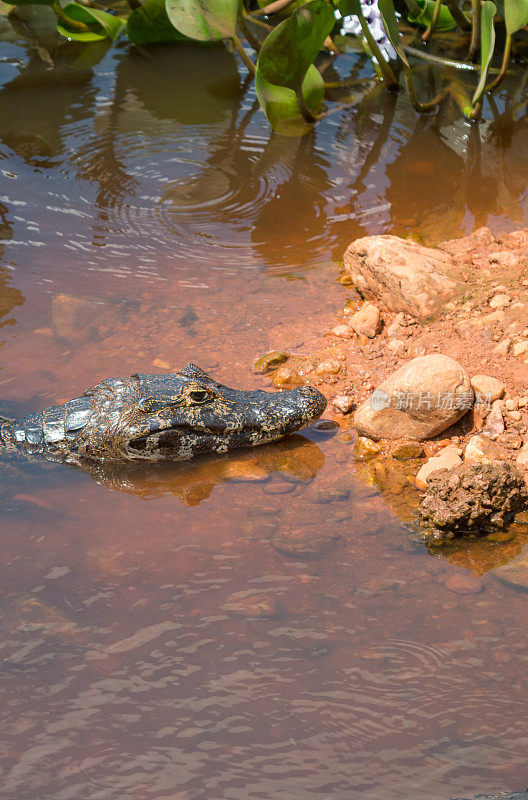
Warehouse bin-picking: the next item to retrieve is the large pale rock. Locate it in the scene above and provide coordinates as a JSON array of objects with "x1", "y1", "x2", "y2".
[
  {"x1": 353, "y1": 354, "x2": 473, "y2": 441},
  {"x1": 344, "y1": 235, "x2": 459, "y2": 321}
]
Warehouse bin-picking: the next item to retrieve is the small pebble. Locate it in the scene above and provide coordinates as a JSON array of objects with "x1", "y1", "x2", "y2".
[{"x1": 333, "y1": 395, "x2": 354, "y2": 414}]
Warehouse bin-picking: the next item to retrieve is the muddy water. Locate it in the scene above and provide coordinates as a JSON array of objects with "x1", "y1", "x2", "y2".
[{"x1": 2, "y1": 14, "x2": 528, "y2": 799}]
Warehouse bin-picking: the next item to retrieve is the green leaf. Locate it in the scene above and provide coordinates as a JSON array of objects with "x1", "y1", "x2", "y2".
[
  {"x1": 56, "y1": 2, "x2": 125, "y2": 40},
  {"x1": 407, "y1": 0, "x2": 456, "y2": 29},
  {"x1": 165, "y1": 0, "x2": 238, "y2": 40},
  {"x1": 504, "y1": 0, "x2": 528, "y2": 33},
  {"x1": 257, "y1": 0, "x2": 334, "y2": 91},
  {"x1": 378, "y1": 0, "x2": 409, "y2": 66},
  {"x1": 128, "y1": 0, "x2": 187, "y2": 43},
  {"x1": 256, "y1": 62, "x2": 324, "y2": 135},
  {"x1": 472, "y1": 0, "x2": 496, "y2": 103}
]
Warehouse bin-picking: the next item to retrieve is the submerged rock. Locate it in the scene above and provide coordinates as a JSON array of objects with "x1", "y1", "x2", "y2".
[
  {"x1": 419, "y1": 462, "x2": 528, "y2": 542},
  {"x1": 353, "y1": 354, "x2": 473, "y2": 441},
  {"x1": 343, "y1": 235, "x2": 459, "y2": 320}
]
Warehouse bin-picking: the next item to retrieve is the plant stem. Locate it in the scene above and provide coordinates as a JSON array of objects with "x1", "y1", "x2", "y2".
[
  {"x1": 231, "y1": 34, "x2": 256, "y2": 74},
  {"x1": 296, "y1": 87, "x2": 317, "y2": 123},
  {"x1": 468, "y1": 0, "x2": 481, "y2": 60},
  {"x1": 354, "y1": 2, "x2": 399, "y2": 88},
  {"x1": 402, "y1": 0, "x2": 422, "y2": 16},
  {"x1": 52, "y1": 2, "x2": 94, "y2": 31},
  {"x1": 251, "y1": 0, "x2": 296, "y2": 15},
  {"x1": 422, "y1": 0, "x2": 442, "y2": 41},
  {"x1": 484, "y1": 33, "x2": 511, "y2": 92},
  {"x1": 403, "y1": 44, "x2": 505, "y2": 73},
  {"x1": 404, "y1": 68, "x2": 449, "y2": 111},
  {"x1": 240, "y1": 15, "x2": 262, "y2": 52},
  {"x1": 445, "y1": 0, "x2": 471, "y2": 30}
]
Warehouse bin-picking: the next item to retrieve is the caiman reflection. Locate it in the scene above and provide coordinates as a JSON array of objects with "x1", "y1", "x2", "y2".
[{"x1": 83, "y1": 435, "x2": 325, "y2": 506}]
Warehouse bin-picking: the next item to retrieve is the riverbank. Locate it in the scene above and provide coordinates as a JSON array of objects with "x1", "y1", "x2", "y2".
[{"x1": 261, "y1": 226, "x2": 528, "y2": 477}]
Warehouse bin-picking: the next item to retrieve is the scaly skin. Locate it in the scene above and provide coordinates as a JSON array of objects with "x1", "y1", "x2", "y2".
[{"x1": 0, "y1": 363, "x2": 327, "y2": 464}]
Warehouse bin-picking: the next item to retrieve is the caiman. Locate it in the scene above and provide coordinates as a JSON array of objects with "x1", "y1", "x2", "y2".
[{"x1": 0, "y1": 363, "x2": 327, "y2": 465}]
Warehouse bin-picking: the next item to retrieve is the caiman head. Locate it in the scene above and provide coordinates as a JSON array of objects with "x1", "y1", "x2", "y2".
[{"x1": 19, "y1": 364, "x2": 327, "y2": 462}]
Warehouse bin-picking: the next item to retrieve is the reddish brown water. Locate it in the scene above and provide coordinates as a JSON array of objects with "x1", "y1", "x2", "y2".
[{"x1": 2, "y1": 15, "x2": 528, "y2": 800}]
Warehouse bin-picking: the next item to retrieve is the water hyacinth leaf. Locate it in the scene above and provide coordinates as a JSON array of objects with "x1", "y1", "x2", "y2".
[
  {"x1": 128, "y1": 0, "x2": 188, "y2": 44},
  {"x1": 407, "y1": 0, "x2": 456, "y2": 29},
  {"x1": 378, "y1": 0, "x2": 409, "y2": 66},
  {"x1": 56, "y1": 3, "x2": 125, "y2": 41},
  {"x1": 472, "y1": 0, "x2": 496, "y2": 103},
  {"x1": 504, "y1": 0, "x2": 528, "y2": 33},
  {"x1": 257, "y1": 0, "x2": 335, "y2": 90},
  {"x1": 165, "y1": 0, "x2": 238, "y2": 41},
  {"x1": 256, "y1": 63, "x2": 324, "y2": 135}
]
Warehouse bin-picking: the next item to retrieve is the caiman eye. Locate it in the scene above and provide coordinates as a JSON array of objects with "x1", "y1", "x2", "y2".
[{"x1": 188, "y1": 389, "x2": 210, "y2": 404}]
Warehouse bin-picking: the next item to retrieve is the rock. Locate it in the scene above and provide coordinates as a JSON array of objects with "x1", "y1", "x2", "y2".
[
  {"x1": 513, "y1": 341, "x2": 528, "y2": 358},
  {"x1": 314, "y1": 360, "x2": 341, "y2": 376},
  {"x1": 500, "y1": 229, "x2": 528, "y2": 248},
  {"x1": 329, "y1": 324, "x2": 353, "y2": 339},
  {"x1": 391, "y1": 441, "x2": 424, "y2": 460},
  {"x1": 223, "y1": 591, "x2": 280, "y2": 619},
  {"x1": 444, "y1": 574, "x2": 482, "y2": 594},
  {"x1": 489, "y1": 250, "x2": 520, "y2": 268},
  {"x1": 419, "y1": 462, "x2": 528, "y2": 540},
  {"x1": 253, "y1": 351, "x2": 289, "y2": 373},
  {"x1": 386, "y1": 312, "x2": 406, "y2": 339},
  {"x1": 271, "y1": 365, "x2": 299, "y2": 388},
  {"x1": 354, "y1": 436, "x2": 382, "y2": 461},
  {"x1": 348, "y1": 302, "x2": 382, "y2": 338},
  {"x1": 470, "y1": 374, "x2": 505, "y2": 403},
  {"x1": 456, "y1": 310, "x2": 506, "y2": 336},
  {"x1": 483, "y1": 400, "x2": 505, "y2": 439},
  {"x1": 354, "y1": 354, "x2": 473, "y2": 442},
  {"x1": 442, "y1": 227, "x2": 496, "y2": 255},
  {"x1": 152, "y1": 358, "x2": 170, "y2": 369},
  {"x1": 494, "y1": 550, "x2": 528, "y2": 591},
  {"x1": 492, "y1": 338, "x2": 511, "y2": 356},
  {"x1": 497, "y1": 432, "x2": 523, "y2": 450},
  {"x1": 333, "y1": 395, "x2": 354, "y2": 414},
  {"x1": 489, "y1": 293, "x2": 511, "y2": 309},
  {"x1": 343, "y1": 235, "x2": 459, "y2": 321},
  {"x1": 516, "y1": 441, "x2": 528, "y2": 469},
  {"x1": 415, "y1": 445, "x2": 463, "y2": 490},
  {"x1": 222, "y1": 460, "x2": 269, "y2": 481},
  {"x1": 464, "y1": 435, "x2": 509, "y2": 465},
  {"x1": 509, "y1": 410, "x2": 522, "y2": 422},
  {"x1": 271, "y1": 528, "x2": 337, "y2": 559},
  {"x1": 51, "y1": 293, "x2": 121, "y2": 343},
  {"x1": 506, "y1": 398, "x2": 519, "y2": 411},
  {"x1": 387, "y1": 340, "x2": 405, "y2": 354}
]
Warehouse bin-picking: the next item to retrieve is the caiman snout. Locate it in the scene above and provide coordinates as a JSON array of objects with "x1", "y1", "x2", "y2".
[{"x1": 286, "y1": 385, "x2": 327, "y2": 423}]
